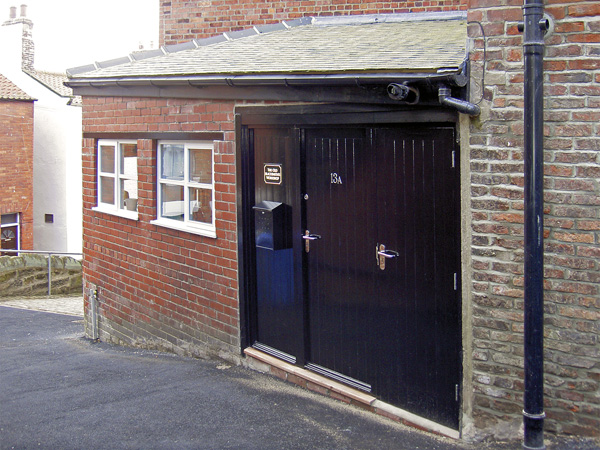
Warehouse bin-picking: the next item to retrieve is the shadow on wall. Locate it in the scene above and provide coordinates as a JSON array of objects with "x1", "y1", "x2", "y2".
[{"x1": 0, "y1": 254, "x2": 82, "y2": 297}]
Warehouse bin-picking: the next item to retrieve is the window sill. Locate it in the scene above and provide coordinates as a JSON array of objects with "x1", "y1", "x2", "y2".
[
  {"x1": 92, "y1": 206, "x2": 139, "y2": 221},
  {"x1": 150, "y1": 218, "x2": 217, "y2": 239}
]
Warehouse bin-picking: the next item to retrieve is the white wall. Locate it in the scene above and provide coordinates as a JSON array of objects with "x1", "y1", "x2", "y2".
[{"x1": 33, "y1": 102, "x2": 82, "y2": 253}]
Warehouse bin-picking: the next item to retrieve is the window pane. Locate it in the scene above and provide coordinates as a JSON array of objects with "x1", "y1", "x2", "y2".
[
  {"x1": 120, "y1": 143, "x2": 138, "y2": 178},
  {"x1": 1, "y1": 213, "x2": 18, "y2": 225},
  {"x1": 100, "y1": 176, "x2": 115, "y2": 204},
  {"x1": 160, "y1": 144, "x2": 184, "y2": 181},
  {"x1": 189, "y1": 188, "x2": 213, "y2": 224},
  {"x1": 161, "y1": 184, "x2": 184, "y2": 221},
  {"x1": 100, "y1": 145, "x2": 115, "y2": 173},
  {"x1": 189, "y1": 148, "x2": 212, "y2": 184},
  {"x1": 121, "y1": 179, "x2": 138, "y2": 211}
]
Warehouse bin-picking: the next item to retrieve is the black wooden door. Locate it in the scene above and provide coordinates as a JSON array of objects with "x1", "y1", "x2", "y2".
[
  {"x1": 372, "y1": 126, "x2": 461, "y2": 429},
  {"x1": 252, "y1": 127, "x2": 305, "y2": 362},
  {"x1": 303, "y1": 126, "x2": 461, "y2": 429},
  {"x1": 303, "y1": 128, "x2": 378, "y2": 390},
  {"x1": 248, "y1": 123, "x2": 461, "y2": 429}
]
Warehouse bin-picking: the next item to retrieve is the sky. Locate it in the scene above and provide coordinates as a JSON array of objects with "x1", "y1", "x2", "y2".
[{"x1": 0, "y1": 0, "x2": 159, "y2": 72}]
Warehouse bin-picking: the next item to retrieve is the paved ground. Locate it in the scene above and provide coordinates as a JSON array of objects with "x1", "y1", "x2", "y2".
[
  {"x1": 0, "y1": 298, "x2": 598, "y2": 450},
  {"x1": 0, "y1": 295, "x2": 83, "y2": 317}
]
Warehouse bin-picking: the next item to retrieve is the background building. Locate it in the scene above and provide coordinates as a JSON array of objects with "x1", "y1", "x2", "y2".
[
  {"x1": 0, "y1": 73, "x2": 34, "y2": 254},
  {"x1": 0, "y1": 5, "x2": 82, "y2": 253}
]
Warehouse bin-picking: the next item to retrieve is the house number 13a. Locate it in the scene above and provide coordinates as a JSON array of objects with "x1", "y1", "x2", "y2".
[{"x1": 330, "y1": 173, "x2": 343, "y2": 184}]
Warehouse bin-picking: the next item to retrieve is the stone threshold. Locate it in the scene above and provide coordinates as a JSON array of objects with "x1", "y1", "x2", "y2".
[{"x1": 244, "y1": 347, "x2": 460, "y2": 440}]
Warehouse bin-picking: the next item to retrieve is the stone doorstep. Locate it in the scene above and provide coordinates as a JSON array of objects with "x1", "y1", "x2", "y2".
[{"x1": 244, "y1": 347, "x2": 460, "y2": 440}]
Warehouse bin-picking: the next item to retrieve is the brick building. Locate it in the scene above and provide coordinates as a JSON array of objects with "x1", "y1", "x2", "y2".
[
  {"x1": 0, "y1": 74, "x2": 34, "y2": 254},
  {"x1": 67, "y1": 0, "x2": 599, "y2": 442}
]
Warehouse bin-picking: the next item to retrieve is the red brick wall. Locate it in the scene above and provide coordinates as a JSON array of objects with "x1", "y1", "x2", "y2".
[
  {"x1": 160, "y1": 0, "x2": 468, "y2": 45},
  {"x1": 467, "y1": 0, "x2": 600, "y2": 439},
  {"x1": 82, "y1": 97, "x2": 239, "y2": 358},
  {"x1": 0, "y1": 99, "x2": 34, "y2": 250}
]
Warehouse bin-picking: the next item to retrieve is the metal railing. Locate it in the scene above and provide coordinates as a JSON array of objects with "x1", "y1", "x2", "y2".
[{"x1": 0, "y1": 249, "x2": 82, "y2": 296}]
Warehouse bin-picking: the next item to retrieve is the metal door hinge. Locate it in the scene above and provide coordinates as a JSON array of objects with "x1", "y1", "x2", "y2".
[
  {"x1": 451, "y1": 151, "x2": 456, "y2": 168},
  {"x1": 455, "y1": 384, "x2": 460, "y2": 402}
]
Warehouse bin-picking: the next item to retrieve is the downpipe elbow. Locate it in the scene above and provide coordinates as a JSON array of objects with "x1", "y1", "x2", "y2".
[{"x1": 438, "y1": 86, "x2": 481, "y2": 117}]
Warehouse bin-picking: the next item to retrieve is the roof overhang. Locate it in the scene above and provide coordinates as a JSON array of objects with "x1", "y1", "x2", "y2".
[
  {"x1": 66, "y1": 70, "x2": 468, "y2": 104},
  {"x1": 66, "y1": 13, "x2": 471, "y2": 105}
]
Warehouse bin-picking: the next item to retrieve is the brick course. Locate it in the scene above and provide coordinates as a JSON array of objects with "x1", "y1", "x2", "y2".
[
  {"x1": 467, "y1": 0, "x2": 599, "y2": 438},
  {"x1": 159, "y1": 0, "x2": 468, "y2": 46},
  {"x1": 0, "y1": 99, "x2": 34, "y2": 250}
]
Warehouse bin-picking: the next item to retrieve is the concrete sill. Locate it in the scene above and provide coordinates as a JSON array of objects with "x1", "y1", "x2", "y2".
[{"x1": 244, "y1": 347, "x2": 460, "y2": 440}]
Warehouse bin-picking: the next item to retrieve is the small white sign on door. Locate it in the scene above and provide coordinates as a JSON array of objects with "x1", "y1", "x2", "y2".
[{"x1": 264, "y1": 164, "x2": 282, "y2": 185}]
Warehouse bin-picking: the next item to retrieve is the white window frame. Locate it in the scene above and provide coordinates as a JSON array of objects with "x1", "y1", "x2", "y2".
[
  {"x1": 93, "y1": 139, "x2": 139, "y2": 220},
  {"x1": 151, "y1": 141, "x2": 216, "y2": 238}
]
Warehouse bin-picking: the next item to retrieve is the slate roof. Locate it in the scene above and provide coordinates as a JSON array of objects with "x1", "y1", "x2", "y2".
[
  {"x1": 67, "y1": 13, "x2": 468, "y2": 81},
  {"x1": 0, "y1": 73, "x2": 35, "y2": 100}
]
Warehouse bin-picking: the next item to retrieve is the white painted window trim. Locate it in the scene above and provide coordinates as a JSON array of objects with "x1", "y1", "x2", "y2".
[
  {"x1": 152, "y1": 140, "x2": 216, "y2": 238},
  {"x1": 96, "y1": 139, "x2": 139, "y2": 221},
  {"x1": 92, "y1": 205, "x2": 139, "y2": 221}
]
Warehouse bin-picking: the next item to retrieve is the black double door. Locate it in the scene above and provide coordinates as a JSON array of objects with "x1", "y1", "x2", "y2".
[{"x1": 251, "y1": 124, "x2": 461, "y2": 429}]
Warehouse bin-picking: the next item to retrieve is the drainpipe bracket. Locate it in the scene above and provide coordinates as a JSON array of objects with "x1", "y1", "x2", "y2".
[{"x1": 522, "y1": 410, "x2": 546, "y2": 419}]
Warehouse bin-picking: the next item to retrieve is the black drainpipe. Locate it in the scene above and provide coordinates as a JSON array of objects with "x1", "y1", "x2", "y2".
[
  {"x1": 438, "y1": 86, "x2": 481, "y2": 116},
  {"x1": 519, "y1": 2, "x2": 548, "y2": 449}
]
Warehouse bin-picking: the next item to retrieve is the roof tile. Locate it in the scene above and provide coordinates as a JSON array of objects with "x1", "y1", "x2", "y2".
[
  {"x1": 24, "y1": 70, "x2": 81, "y2": 105},
  {"x1": 0, "y1": 73, "x2": 34, "y2": 100}
]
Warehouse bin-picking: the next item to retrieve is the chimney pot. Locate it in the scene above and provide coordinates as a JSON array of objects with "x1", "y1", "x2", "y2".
[
  {"x1": 10, "y1": 6, "x2": 17, "y2": 19},
  {"x1": 20, "y1": 4, "x2": 27, "y2": 17}
]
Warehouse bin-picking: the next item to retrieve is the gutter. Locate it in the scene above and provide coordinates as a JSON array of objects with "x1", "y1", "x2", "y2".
[
  {"x1": 65, "y1": 70, "x2": 466, "y2": 90},
  {"x1": 66, "y1": 68, "x2": 481, "y2": 114}
]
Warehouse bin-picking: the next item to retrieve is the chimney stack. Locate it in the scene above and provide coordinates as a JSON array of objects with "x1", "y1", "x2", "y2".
[{"x1": 2, "y1": 4, "x2": 34, "y2": 72}]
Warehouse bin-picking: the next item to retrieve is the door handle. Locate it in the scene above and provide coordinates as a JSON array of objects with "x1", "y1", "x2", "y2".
[
  {"x1": 378, "y1": 249, "x2": 399, "y2": 259},
  {"x1": 303, "y1": 230, "x2": 321, "y2": 253},
  {"x1": 377, "y1": 244, "x2": 398, "y2": 270}
]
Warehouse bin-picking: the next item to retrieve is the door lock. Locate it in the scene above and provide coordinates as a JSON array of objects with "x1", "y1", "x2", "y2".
[
  {"x1": 377, "y1": 244, "x2": 399, "y2": 270},
  {"x1": 303, "y1": 230, "x2": 321, "y2": 253}
]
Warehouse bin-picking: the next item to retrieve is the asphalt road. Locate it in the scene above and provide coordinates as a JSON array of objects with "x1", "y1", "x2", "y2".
[{"x1": 0, "y1": 306, "x2": 598, "y2": 450}]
